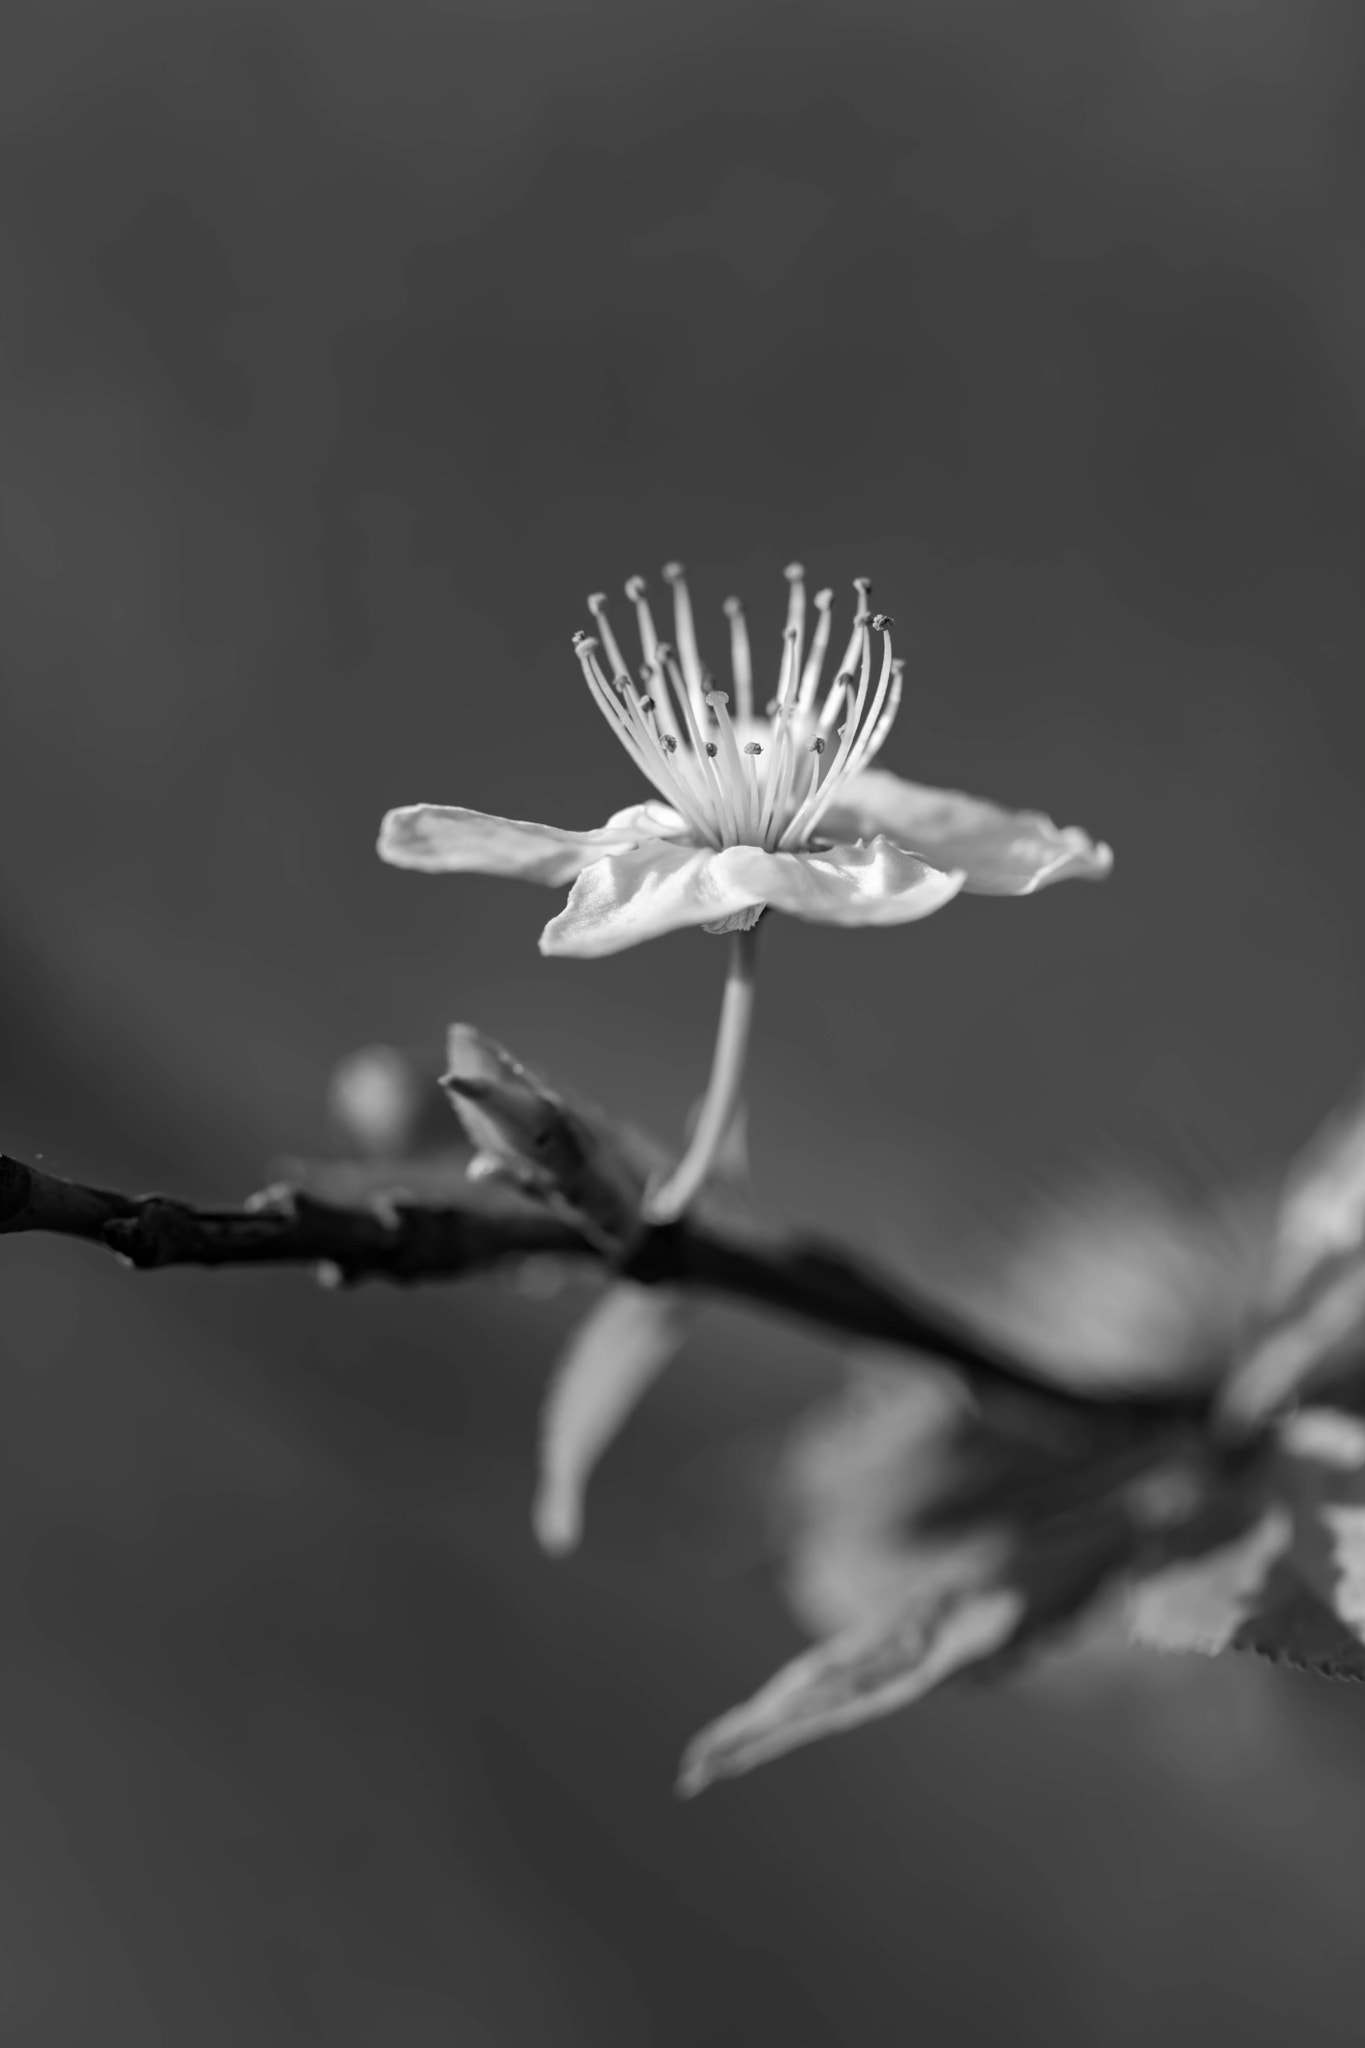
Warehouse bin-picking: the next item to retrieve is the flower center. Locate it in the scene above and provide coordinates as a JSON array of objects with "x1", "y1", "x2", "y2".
[{"x1": 572, "y1": 562, "x2": 903, "y2": 852}]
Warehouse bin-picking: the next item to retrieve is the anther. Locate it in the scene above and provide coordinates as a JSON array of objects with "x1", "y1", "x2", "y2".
[
  {"x1": 660, "y1": 734, "x2": 678, "y2": 753},
  {"x1": 587, "y1": 593, "x2": 608, "y2": 615},
  {"x1": 784, "y1": 562, "x2": 805, "y2": 582},
  {"x1": 722, "y1": 596, "x2": 742, "y2": 617},
  {"x1": 572, "y1": 629, "x2": 590, "y2": 647},
  {"x1": 743, "y1": 742, "x2": 763, "y2": 755},
  {"x1": 809, "y1": 736, "x2": 826, "y2": 755},
  {"x1": 638, "y1": 696, "x2": 655, "y2": 714},
  {"x1": 705, "y1": 689, "x2": 729, "y2": 708},
  {"x1": 662, "y1": 561, "x2": 684, "y2": 582},
  {"x1": 705, "y1": 742, "x2": 718, "y2": 757},
  {"x1": 872, "y1": 612, "x2": 894, "y2": 632},
  {"x1": 625, "y1": 575, "x2": 647, "y2": 601},
  {"x1": 854, "y1": 575, "x2": 873, "y2": 596}
]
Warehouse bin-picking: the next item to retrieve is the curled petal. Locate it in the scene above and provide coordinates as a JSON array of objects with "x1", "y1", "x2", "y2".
[
  {"x1": 540, "y1": 838, "x2": 964, "y2": 956},
  {"x1": 722, "y1": 839, "x2": 965, "y2": 927},
  {"x1": 378, "y1": 805, "x2": 649, "y2": 886},
  {"x1": 539, "y1": 844, "x2": 767, "y2": 957},
  {"x1": 820, "y1": 770, "x2": 1113, "y2": 896}
]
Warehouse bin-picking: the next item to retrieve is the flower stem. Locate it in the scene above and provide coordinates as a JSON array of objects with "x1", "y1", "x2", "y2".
[{"x1": 646, "y1": 924, "x2": 760, "y2": 1223}]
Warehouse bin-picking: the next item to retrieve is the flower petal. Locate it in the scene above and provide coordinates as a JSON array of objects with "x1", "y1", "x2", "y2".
[
  {"x1": 820, "y1": 770, "x2": 1113, "y2": 895},
  {"x1": 603, "y1": 799, "x2": 691, "y2": 839},
  {"x1": 538, "y1": 844, "x2": 766, "y2": 957},
  {"x1": 721, "y1": 839, "x2": 966, "y2": 927},
  {"x1": 539, "y1": 837, "x2": 965, "y2": 955},
  {"x1": 378, "y1": 805, "x2": 648, "y2": 885}
]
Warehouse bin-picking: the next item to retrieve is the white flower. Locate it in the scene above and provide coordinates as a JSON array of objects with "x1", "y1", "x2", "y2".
[{"x1": 378, "y1": 563, "x2": 1112, "y2": 956}]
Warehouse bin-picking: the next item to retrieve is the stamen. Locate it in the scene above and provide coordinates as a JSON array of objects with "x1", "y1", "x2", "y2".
[
  {"x1": 779, "y1": 613, "x2": 875, "y2": 848},
  {"x1": 705, "y1": 688, "x2": 754, "y2": 842},
  {"x1": 587, "y1": 592, "x2": 631, "y2": 683},
  {"x1": 758, "y1": 708, "x2": 801, "y2": 845},
  {"x1": 722, "y1": 595, "x2": 754, "y2": 723},
  {"x1": 791, "y1": 615, "x2": 896, "y2": 845},
  {"x1": 828, "y1": 577, "x2": 872, "y2": 696},
  {"x1": 573, "y1": 560, "x2": 907, "y2": 857},
  {"x1": 657, "y1": 646, "x2": 732, "y2": 842},
  {"x1": 625, "y1": 575, "x2": 661, "y2": 671},
  {"x1": 818, "y1": 673, "x2": 851, "y2": 736},
  {"x1": 797, "y1": 587, "x2": 835, "y2": 711},
  {"x1": 662, "y1": 560, "x2": 707, "y2": 719},
  {"x1": 778, "y1": 563, "x2": 806, "y2": 709},
  {"x1": 574, "y1": 634, "x2": 685, "y2": 812},
  {"x1": 774, "y1": 626, "x2": 801, "y2": 714}
]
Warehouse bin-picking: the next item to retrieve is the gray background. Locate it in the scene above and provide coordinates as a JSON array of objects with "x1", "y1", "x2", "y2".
[{"x1": 3, "y1": 0, "x2": 1365, "y2": 2040}]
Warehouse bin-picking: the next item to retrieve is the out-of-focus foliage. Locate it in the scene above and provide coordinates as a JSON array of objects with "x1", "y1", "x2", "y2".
[{"x1": 682, "y1": 1078, "x2": 1365, "y2": 1788}]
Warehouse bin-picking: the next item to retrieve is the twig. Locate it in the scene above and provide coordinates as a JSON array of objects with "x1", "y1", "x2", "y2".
[{"x1": 0, "y1": 1151, "x2": 1208, "y2": 1428}]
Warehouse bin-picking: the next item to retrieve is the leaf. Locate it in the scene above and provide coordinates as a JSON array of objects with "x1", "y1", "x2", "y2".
[
  {"x1": 1132, "y1": 1404, "x2": 1365, "y2": 1678},
  {"x1": 682, "y1": 1347, "x2": 1224, "y2": 1789},
  {"x1": 677, "y1": 1584, "x2": 1026, "y2": 1796},
  {"x1": 778, "y1": 1358, "x2": 976, "y2": 1636},
  {"x1": 1220, "y1": 1073, "x2": 1365, "y2": 1431},
  {"x1": 533, "y1": 1281, "x2": 691, "y2": 1556},
  {"x1": 1233, "y1": 1564, "x2": 1365, "y2": 1678},
  {"x1": 1126, "y1": 1509, "x2": 1292, "y2": 1655},
  {"x1": 442, "y1": 1026, "x2": 646, "y2": 1247},
  {"x1": 977, "y1": 1168, "x2": 1263, "y2": 1396}
]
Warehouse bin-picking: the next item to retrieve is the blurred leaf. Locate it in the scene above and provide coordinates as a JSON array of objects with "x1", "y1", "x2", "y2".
[
  {"x1": 1221, "y1": 1073, "x2": 1365, "y2": 1431},
  {"x1": 685, "y1": 1351, "x2": 1222, "y2": 1787},
  {"x1": 534, "y1": 1281, "x2": 692, "y2": 1556},
  {"x1": 532, "y1": 1098, "x2": 751, "y2": 1557},
  {"x1": 442, "y1": 1025, "x2": 646, "y2": 1247},
  {"x1": 678, "y1": 1583, "x2": 1025, "y2": 1795},
  {"x1": 1126, "y1": 1510, "x2": 1291, "y2": 1655},
  {"x1": 1129, "y1": 1404, "x2": 1365, "y2": 1677},
  {"x1": 975, "y1": 1167, "x2": 1263, "y2": 1396}
]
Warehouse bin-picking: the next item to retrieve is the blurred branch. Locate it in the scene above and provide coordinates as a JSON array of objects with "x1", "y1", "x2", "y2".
[{"x1": 0, "y1": 1150, "x2": 1207, "y2": 1427}]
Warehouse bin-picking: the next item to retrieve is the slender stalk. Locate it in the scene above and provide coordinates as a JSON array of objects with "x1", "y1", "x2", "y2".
[{"x1": 645, "y1": 923, "x2": 760, "y2": 1223}]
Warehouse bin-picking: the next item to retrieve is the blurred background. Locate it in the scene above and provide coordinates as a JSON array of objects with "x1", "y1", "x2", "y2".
[{"x1": 4, "y1": 0, "x2": 1365, "y2": 2038}]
